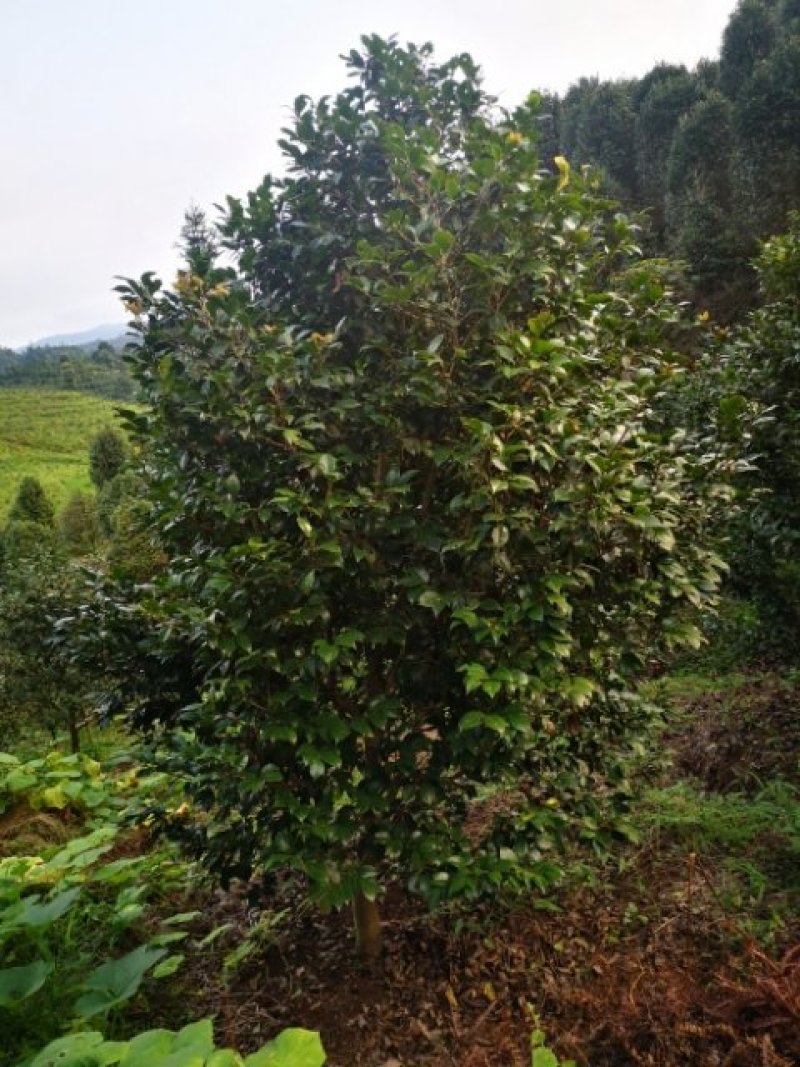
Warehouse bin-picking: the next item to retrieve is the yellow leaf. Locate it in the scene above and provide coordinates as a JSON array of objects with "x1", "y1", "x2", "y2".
[
  {"x1": 445, "y1": 985, "x2": 459, "y2": 1009},
  {"x1": 554, "y1": 155, "x2": 570, "y2": 191},
  {"x1": 39, "y1": 786, "x2": 69, "y2": 810}
]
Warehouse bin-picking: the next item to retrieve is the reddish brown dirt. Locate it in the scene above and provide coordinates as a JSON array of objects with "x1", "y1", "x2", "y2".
[
  {"x1": 141, "y1": 851, "x2": 798, "y2": 1067},
  {"x1": 133, "y1": 674, "x2": 800, "y2": 1065},
  {"x1": 667, "y1": 675, "x2": 800, "y2": 793}
]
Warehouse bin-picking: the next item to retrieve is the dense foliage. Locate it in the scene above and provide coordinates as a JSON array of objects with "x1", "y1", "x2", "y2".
[
  {"x1": 59, "y1": 492, "x2": 101, "y2": 555},
  {"x1": 0, "y1": 439, "x2": 140, "y2": 751},
  {"x1": 0, "y1": 538, "x2": 92, "y2": 751},
  {"x1": 1, "y1": 11, "x2": 799, "y2": 1064},
  {"x1": 113, "y1": 37, "x2": 727, "y2": 954},
  {"x1": 717, "y1": 214, "x2": 800, "y2": 646}
]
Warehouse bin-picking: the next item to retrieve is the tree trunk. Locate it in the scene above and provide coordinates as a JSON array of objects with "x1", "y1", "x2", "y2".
[
  {"x1": 67, "y1": 709, "x2": 81, "y2": 754},
  {"x1": 352, "y1": 891, "x2": 382, "y2": 960}
]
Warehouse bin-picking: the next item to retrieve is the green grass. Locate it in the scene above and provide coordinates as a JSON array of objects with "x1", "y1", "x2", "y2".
[
  {"x1": 637, "y1": 779, "x2": 800, "y2": 943},
  {"x1": 640, "y1": 670, "x2": 749, "y2": 703},
  {"x1": 0, "y1": 389, "x2": 127, "y2": 521}
]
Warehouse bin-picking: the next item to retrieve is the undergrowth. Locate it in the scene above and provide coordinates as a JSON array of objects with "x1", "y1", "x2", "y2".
[
  {"x1": 2, "y1": 666, "x2": 799, "y2": 1066},
  {"x1": 638, "y1": 779, "x2": 800, "y2": 944}
]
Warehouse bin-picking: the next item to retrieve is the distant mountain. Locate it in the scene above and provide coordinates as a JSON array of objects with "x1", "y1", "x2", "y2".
[{"x1": 17, "y1": 323, "x2": 129, "y2": 352}]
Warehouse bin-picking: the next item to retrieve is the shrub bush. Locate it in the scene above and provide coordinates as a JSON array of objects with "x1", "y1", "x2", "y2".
[{"x1": 115, "y1": 36, "x2": 728, "y2": 954}]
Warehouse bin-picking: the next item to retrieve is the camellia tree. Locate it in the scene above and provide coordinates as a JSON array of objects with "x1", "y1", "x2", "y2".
[{"x1": 115, "y1": 37, "x2": 727, "y2": 958}]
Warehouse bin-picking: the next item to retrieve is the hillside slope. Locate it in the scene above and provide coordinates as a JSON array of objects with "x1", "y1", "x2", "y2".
[
  {"x1": 0, "y1": 389, "x2": 127, "y2": 520},
  {"x1": 18, "y1": 323, "x2": 127, "y2": 350}
]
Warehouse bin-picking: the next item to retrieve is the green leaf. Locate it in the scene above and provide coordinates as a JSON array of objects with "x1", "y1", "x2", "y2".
[
  {"x1": 532, "y1": 898, "x2": 562, "y2": 913},
  {"x1": 563, "y1": 677, "x2": 596, "y2": 707},
  {"x1": 0, "y1": 959, "x2": 54, "y2": 1007},
  {"x1": 461, "y1": 663, "x2": 487, "y2": 695},
  {"x1": 148, "y1": 930, "x2": 189, "y2": 947},
  {"x1": 27, "y1": 1032, "x2": 119, "y2": 1067},
  {"x1": 198, "y1": 923, "x2": 235, "y2": 948},
  {"x1": 152, "y1": 954, "x2": 185, "y2": 979},
  {"x1": 113, "y1": 903, "x2": 146, "y2": 929},
  {"x1": 171, "y1": 1018, "x2": 216, "y2": 1054},
  {"x1": 39, "y1": 785, "x2": 71, "y2": 809},
  {"x1": 6, "y1": 769, "x2": 37, "y2": 793},
  {"x1": 312, "y1": 639, "x2": 337, "y2": 666},
  {"x1": 532, "y1": 1049, "x2": 559, "y2": 1067},
  {"x1": 76, "y1": 944, "x2": 168, "y2": 1018},
  {"x1": 652, "y1": 527, "x2": 675, "y2": 551},
  {"x1": 118, "y1": 1029, "x2": 173, "y2": 1067},
  {"x1": 315, "y1": 453, "x2": 337, "y2": 477},
  {"x1": 15, "y1": 886, "x2": 81, "y2": 928},
  {"x1": 244, "y1": 1029, "x2": 325, "y2": 1067},
  {"x1": 206, "y1": 1052, "x2": 245, "y2": 1067},
  {"x1": 483, "y1": 714, "x2": 508, "y2": 735},
  {"x1": 419, "y1": 589, "x2": 446, "y2": 614},
  {"x1": 458, "y1": 711, "x2": 485, "y2": 732},
  {"x1": 162, "y1": 910, "x2": 202, "y2": 926}
]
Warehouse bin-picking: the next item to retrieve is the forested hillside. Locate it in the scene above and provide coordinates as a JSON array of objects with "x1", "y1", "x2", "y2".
[
  {"x1": 547, "y1": 0, "x2": 800, "y2": 315},
  {"x1": 0, "y1": 342, "x2": 135, "y2": 400}
]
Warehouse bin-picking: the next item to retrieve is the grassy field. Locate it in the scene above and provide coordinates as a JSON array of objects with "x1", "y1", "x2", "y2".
[{"x1": 0, "y1": 388, "x2": 127, "y2": 520}]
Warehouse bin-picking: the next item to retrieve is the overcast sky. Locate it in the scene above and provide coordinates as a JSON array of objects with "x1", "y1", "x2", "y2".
[{"x1": 1, "y1": 0, "x2": 738, "y2": 348}]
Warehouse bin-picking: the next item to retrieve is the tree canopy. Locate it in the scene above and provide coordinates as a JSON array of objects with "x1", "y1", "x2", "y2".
[
  {"x1": 550, "y1": 0, "x2": 800, "y2": 317},
  {"x1": 115, "y1": 36, "x2": 726, "y2": 955}
]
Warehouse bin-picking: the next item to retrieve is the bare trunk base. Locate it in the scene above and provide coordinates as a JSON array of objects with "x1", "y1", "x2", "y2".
[{"x1": 352, "y1": 891, "x2": 382, "y2": 960}]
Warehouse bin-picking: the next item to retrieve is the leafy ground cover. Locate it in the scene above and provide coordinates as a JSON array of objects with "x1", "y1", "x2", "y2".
[
  {"x1": 0, "y1": 748, "x2": 324, "y2": 1067},
  {"x1": 28, "y1": 1021, "x2": 325, "y2": 1067},
  {"x1": 0, "y1": 389, "x2": 125, "y2": 520},
  {"x1": 0, "y1": 749, "x2": 190, "y2": 1064}
]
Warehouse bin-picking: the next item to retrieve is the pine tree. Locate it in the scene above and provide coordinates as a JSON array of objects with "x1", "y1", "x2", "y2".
[
  {"x1": 8, "y1": 476, "x2": 55, "y2": 527},
  {"x1": 89, "y1": 427, "x2": 127, "y2": 488}
]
